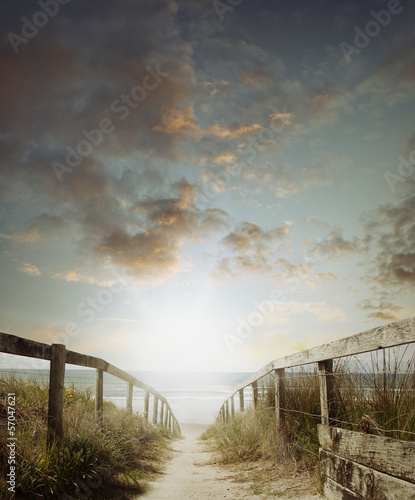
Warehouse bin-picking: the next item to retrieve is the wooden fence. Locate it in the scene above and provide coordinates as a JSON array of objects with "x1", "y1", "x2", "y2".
[
  {"x1": 0, "y1": 332, "x2": 181, "y2": 445},
  {"x1": 218, "y1": 316, "x2": 415, "y2": 499}
]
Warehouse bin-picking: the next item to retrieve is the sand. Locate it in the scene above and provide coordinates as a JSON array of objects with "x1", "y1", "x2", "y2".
[{"x1": 136, "y1": 424, "x2": 324, "y2": 500}]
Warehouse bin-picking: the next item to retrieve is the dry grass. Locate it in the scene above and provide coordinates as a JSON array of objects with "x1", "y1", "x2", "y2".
[
  {"x1": 0, "y1": 377, "x2": 173, "y2": 499},
  {"x1": 201, "y1": 345, "x2": 415, "y2": 496}
]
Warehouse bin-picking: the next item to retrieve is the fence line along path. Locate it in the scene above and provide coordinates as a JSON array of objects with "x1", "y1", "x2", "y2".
[
  {"x1": 218, "y1": 316, "x2": 415, "y2": 500},
  {"x1": 0, "y1": 332, "x2": 181, "y2": 446}
]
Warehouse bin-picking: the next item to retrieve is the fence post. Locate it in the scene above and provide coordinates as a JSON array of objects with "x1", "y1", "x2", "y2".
[
  {"x1": 231, "y1": 394, "x2": 235, "y2": 417},
  {"x1": 274, "y1": 368, "x2": 286, "y2": 426},
  {"x1": 126, "y1": 382, "x2": 133, "y2": 413},
  {"x1": 153, "y1": 396, "x2": 158, "y2": 424},
  {"x1": 239, "y1": 388, "x2": 244, "y2": 411},
  {"x1": 225, "y1": 399, "x2": 229, "y2": 421},
  {"x1": 252, "y1": 381, "x2": 258, "y2": 408},
  {"x1": 144, "y1": 391, "x2": 150, "y2": 420},
  {"x1": 319, "y1": 359, "x2": 335, "y2": 426},
  {"x1": 95, "y1": 368, "x2": 104, "y2": 427},
  {"x1": 160, "y1": 401, "x2": 164, "y2": 426},
  {"x1": 168, "y1": 412, "x2": 172, "y2": 431},
  {"x1": 47, "y1": 343, "x2": 66, "y2": 448},
  {"x1": 164, "y1": 406, "x2": 168, "y2": 428}
]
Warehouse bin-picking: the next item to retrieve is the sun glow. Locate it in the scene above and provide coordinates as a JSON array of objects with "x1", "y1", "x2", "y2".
[{"x1": 142, "y1": 295, "x2": 226, "y2": 371}]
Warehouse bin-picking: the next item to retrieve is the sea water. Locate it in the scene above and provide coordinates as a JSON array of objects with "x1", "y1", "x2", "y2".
[{"x1": 0, "y1": 369, "x2": 253, "y2": 425}]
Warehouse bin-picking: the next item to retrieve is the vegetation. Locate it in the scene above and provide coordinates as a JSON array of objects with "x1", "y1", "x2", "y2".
[
  {"x1": 333, "y1": 347, "x2": 415, "y2": 440},
  {"x1": 0, "y1": 377, "x2": 174, "y2": 499},
  {"x1": 202, "y1": 346, "x2": 415, "y2": 493}
]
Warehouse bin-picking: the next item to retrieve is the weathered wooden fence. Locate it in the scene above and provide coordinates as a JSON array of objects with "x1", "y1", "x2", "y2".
[
  {"x1": 218, "y1": 316, "x2": 415, "y2": 499},
  {"x1": 0, "y1": 332, "x2": 181, "y2": 445}
]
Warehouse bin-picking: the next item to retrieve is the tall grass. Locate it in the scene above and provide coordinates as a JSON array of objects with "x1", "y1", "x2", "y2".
[
  {"x1": 203, "y1": 345, "x2": 415, "y2": 478},
  {"x1": 334, "y1": 346, "x2": 415, "y2": 440},
  {"x1": 0, "y1": 377, "x2": 173, "y2": 499},
  {"x1": 202, "y1": 373, "x2": 321, "y2": 470}
]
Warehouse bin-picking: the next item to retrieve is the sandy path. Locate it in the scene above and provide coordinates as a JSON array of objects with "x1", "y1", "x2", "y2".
[{"x1": 137, "y1": 424, "x2": 324, "y2": 500}]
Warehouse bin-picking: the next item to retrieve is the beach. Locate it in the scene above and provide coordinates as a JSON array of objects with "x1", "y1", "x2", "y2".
[{"x1": 138, "y1": 424, "x2": 324, "y2": 500}]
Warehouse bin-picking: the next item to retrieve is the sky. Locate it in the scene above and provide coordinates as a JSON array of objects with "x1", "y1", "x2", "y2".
[{"x1": 0, "y1": 0, "x2": 414, "y2": 373}]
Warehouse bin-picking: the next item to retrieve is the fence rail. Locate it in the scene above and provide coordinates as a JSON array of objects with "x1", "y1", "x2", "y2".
[
  {"x1": 217, "y1": 316, "x2": 415, "y2": 499},
  {"x1": 220, "y1": 316, "x2": 415, "y2": 411},
  {"x1": 0, "y1": 332, "x2": 181, "y2": 445}
]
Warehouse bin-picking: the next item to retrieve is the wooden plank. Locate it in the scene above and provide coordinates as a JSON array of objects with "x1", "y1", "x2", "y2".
[
  {"x1": 274, "y1": 368, "x2": 285, "y2": 425},
  {"x1": 95, "y1": 369, "x2": 104, "y2": 427},
  {"x1": 318, "y1": 425, "x2": 415, "y2": 483},
  {"x1": 144, "y1": 391, "x2": 150, "y2": 420},
  {"x1": 65, "y1": 350, "x2": 107, "y2": 370},
  {"x1": 163, "y1": 406, "x2": 168, "y2": 428},
  {"x1": 239, "y1": 388, "x2": 244, "y2": 412},
  {"x1": 153, "y1": 396, "x2": 158, "y2": 424},
  {"x1": 252, "y1": 381, "x2": 258, "y2": 408},
  {"x1": 221, "y1": 316, "x2": 415, "y2": 401},
  {"x1": 323, "y1": 475, "x2": 364, "y2": 500},
  {"x1": 231, "y1": 395, "x2": 235, "y2": 416},
  {"x1": 0, "y1": 331, "x2": 181, "y2": 433},
  {"x1": 319, "y1": 359, "x2": 335, "y2": 426},
  {"x1": 47, "y1": 344, "x2": 66, "y2": 447},
  {"x1": 0, "y1": 331, "x2": 51, "y2": 360},
  {"x1": 320, "y1": 449, "x2": 415, "y2": 500},
  {"x1": 126, "y1": 383, "x2": 133, "y2": 413},
  {"x1": 160, "y1": 401, "x2": 164, "y2": 425},
  {"x1": 105, "y1": 363, "x2": 168, "y2": 404}
]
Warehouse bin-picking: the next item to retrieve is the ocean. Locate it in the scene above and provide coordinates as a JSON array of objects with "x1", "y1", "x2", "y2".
[{"x1": 0, "y1": 369, "x2": 254, "y2": 425}]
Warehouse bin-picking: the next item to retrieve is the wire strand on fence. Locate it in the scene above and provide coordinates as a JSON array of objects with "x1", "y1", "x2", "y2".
[{"x1": 258, "y1": 405, "x2": 415, "y2": 437}]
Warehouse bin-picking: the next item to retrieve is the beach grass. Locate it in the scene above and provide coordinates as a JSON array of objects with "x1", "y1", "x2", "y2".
[
  {"x1": 202, "y1": 345, "x2": 415, "y2": 493},
  {"x1": 0, "y1": 377, "x2": 173, "y2": 499}
]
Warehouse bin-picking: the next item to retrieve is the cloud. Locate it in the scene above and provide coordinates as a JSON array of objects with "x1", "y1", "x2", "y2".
[
  {"x1": 264, "y1": 300, "x2": 346, "y2": 326},
  {"x1": 205, "y1": 123, "x2": 262, "y2": 140},
  {"x1": 358, "y1": 298, "x2": 414, "y2": 322},
  {"x1": 214, "y1": 221, "x2": 293, "y2": 278},
  {"x1": 361, "y1": 195, "x2": 415, "y2": 288},
  {"x1": 52, "y1": 269, "x2": 97, "y2": 285},
  {"x1": 0, "y1": 228, "x2": 41, "y2": 244},
  {"x1": 356, "y1": 35, "x2": 415, "y2": 115},
  {"x1": 18, "y1": 262, "x2": 42, "y2": 277},
  {"x1": 307, "y1": 229, "x2": 361, "y2": 261},
  {"x1": 88, "y1": 179, "x2": 229, "y2": 284},
  {"x1": 200, "y1": 80, "x2": 231, "y2": 96},
  {"x1": 289, "y1": 83, "x2": 352, "y2": 132},
  {"x1": 272, "y1": 259, "x2": 338, "y2": 289},
  {"x1": 153, "y1": 106, "x2": 200, "y2": 137}
]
